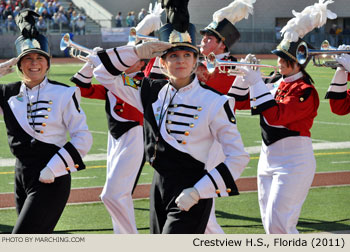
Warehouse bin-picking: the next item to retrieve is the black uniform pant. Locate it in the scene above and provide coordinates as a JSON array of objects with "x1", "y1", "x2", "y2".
[
  {"x1": 12, "y1": 166, "x2": 71, "y2": 234},
  {"x1": 150, "y1": 170, "x2": 212, "y2": 234}
]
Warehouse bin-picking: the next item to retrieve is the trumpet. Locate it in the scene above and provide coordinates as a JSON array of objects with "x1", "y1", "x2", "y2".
[
  {"x1": 128, "y1": 27, "x2": 159, "y2": 45},
  {"x1": 60, "y1": 33, "x2": 94, "y2": 62},
  {"x1": 296, "y1": 40, "x2": 350, "y2": 68},
  {"x1": 206, "y1": 52, "x2": 278, "y2": 79}
]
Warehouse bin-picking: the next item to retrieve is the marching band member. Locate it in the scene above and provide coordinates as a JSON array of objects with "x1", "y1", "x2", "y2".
[
  {"x1": 232, "y1": 0, "x2": 336, "y2": 234},
  {"x1": 0, "y1": 10, "x2": 92, "y2": 233},
  {"x1": 325, "y1": 49, "x2": 350, "y2": 115},
  {"x1": 90, "y1": 21, "x2": 249, "y2": 233},
  {"x1": 71, "y1": 60, "x2": 145, "y2": 234},
  {"x1": 70, "y1": 3, "x2": 163, "y2": 234},
  {"x1": 197, "y1": 0, "x2": 255, "y2": 234},
  {"x1": 234, "y1": 0, "x2": 336, "y2": 234}
]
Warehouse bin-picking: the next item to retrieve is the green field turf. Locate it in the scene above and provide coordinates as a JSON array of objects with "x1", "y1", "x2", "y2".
[
  {"x1": 0, "y1": 60, "x2": 349, "y2": 234},
  {"x1": 0, "y1": 186, "x2": 349, "y2": 234}
]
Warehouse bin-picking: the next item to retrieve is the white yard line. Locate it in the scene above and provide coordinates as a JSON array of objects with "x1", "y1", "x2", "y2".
[
  {"x1": 314, "y1": 120, "x2": 350, "y2": 126},
  {"x1": 1, "y1": 142, "x2": 350, "y2": 167}
]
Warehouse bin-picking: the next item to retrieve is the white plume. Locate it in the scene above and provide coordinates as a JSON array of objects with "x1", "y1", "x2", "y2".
[
  {"x1": 281, "y1": 0, "x2": 337, "y2": 42},
  {"x1": 213, "y1": 0, "x2": 256, "y2": 25},
  {"x1": 135, "y1": 1, "x2": 164, "y2": 36}
]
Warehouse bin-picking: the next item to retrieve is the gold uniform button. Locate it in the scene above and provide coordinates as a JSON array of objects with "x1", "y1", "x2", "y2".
[
  {"x1": 197, "y1": 106, "x2": 202, "y2": 111},
  {"x1": 300, "y1": 97, "x2": 304, "y2": 102},
  {"x1": 47, "y1": 108, "x2": 51, "y2": 112},
  {"x1": 190, "y1": 123, "x2": 194, "y2": 128},
  {"x1": 29, "y1": 103, "x2": 33, "y2": 106},
  {"x1": 49, "y1": 100, "x2": 53, "y2": 105},
  {"x1": 173, "y1": 104, "x2": 178, "y2": 108},
  {"x1": 215, "y1": 189, "x2": 221, "y2": 194},
  {"x1": 74, "y1": 164, "x2": 79, "y2": 169},
  {"x1": 40, "y1": 130, "x2": 44, "y2": 134},
  {"x1": 193, "y1": 115, "x2": 199, "y2": 119},
  {"x1": 253, "y1": 98, "x2": 256, "y2": 101},
  {"x1": 253, "y1": 106, "x2": 257, "y2": 110},
  {"x1": 120, "y1": 109, "x2": 123, "y2": 113},
  {"x1": 44, "y1": 115, "x2": 49, "y2": 119},
  {"x1": 66, "y1": 167, "x2": 70, "y2": 171},
  {"x1": 170, "y1": 112, "x2": 175, "y2": 115},
  {"x1": 42, "y1": 123, "x2": 47, "y2": 127},
  {"x1": 184, "y1": 131, "x2": 190, "y2": 136},
  {"x1": 280, "y1": 99, "x2": 283, "y2": 102},
  {"x1": 182, "y1": 141, "x2": 186, "y2": 145},
  {"x1": 231, "y1": 117, "x2": 236, "y2": 123},
  {"x1": 167, "y1": 120, "x2": 172, "y2": 124},
  {"x1": 28, "y1": 116, "x2": 31, "y2": 119},
  {"x1": 226, "y1": 188, "x2": 232, "y2": 193}
]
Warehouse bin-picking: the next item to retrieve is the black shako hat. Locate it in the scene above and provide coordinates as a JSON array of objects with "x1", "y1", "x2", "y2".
[
  {"x1": 158, "y1": 22, "x2": 199, "y2": 55},
  {"x1": 200, "y1": 18, "x2": 241, "y2": 50},
  {"x1": 15, "y1": 9, "x2": 50, "y2": 63}
]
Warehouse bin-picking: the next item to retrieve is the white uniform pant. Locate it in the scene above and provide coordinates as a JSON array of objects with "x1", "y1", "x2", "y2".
[
  {"x1": 100, "y1": 126, "x2": 144, "y2": 234},
  {"x1": 257, "y1": 137, "x2": 316, "y2": 234},
  {"x1": 204, "y1": 141, "x2": 226, "y2": 234}
]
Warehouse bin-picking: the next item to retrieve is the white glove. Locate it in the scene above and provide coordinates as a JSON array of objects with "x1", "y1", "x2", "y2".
[
  {"x1": 87, "y1": 53, "x2": 101, "y2": 68},
  {"x1": 232, "y1": 75, "x2": 249, "y2": 89},
  {"x1": 134, "y1": 41, "x2": 173, "y2": 59},
  {"x1": 243, "y1": 53, "x2": 257, "y2": 63},
  {"x1": 92, "y1": 47, "x2": 103, "y2": 55},
  {"x1": 78, "y1": 61, "x2": 94, "y2": 76},
  {"x1": 239, "y1": 65, "x2": 263, "y2": 87},
  {"x1": 39, "y1": 166, "x2": 55, "y2": 184},
  {"x1": 335, "y1": 53, "x2": 350, "y2": 72},
  {"x1": 175, "y1": 187, "x2": 200, "y2": 211},
  {"x1": 0, "y1": 58, "x2": 18, "y2": 77}
]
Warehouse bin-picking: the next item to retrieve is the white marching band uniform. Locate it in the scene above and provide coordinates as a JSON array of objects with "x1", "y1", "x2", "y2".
[
  {"x1": 91, "y1": 45, "x2": 249, "y2": 233},
  {"x1": 71, "y1": 64, "x2": 144, "y2": 233}
]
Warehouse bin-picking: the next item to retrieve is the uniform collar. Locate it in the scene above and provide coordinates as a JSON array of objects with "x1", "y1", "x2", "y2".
[
  {"x1": 22, "y1": 77, "x2": 48, "y2": 91},
  {"x1": 169, "y1": 75, "x2": 198, "y2": 93},
  {"x1": 283, "y1": 72, "x2": 303, "y2": 83}
]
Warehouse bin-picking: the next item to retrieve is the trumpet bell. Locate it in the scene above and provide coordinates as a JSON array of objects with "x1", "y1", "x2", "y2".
[
  {"x1": 205, "y1": 52, "x2": 277, "y2": 79},
  {"x1": 128, "y1": 27, "x2": 159, "y2": 45},
  {"x1": 59, "y1": 33, "x2": 94, "y2": 62},
  {"x1": 206, "y1": 53, "x2": 217, "y2": 73}
]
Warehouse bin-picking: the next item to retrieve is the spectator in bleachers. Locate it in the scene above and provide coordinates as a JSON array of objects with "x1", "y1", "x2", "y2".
[
  {"x1": 4, "y1": 14, "x2": 16, "y2": 33},
  {"x1": 69, "y1": 10, "x2": 78, "y2": 32},
  {"x1": 115, "y1": 11, "x2": 122, "y2": 27},
  {"x1": 53, "y1": 0, "x2": 61, "y2": 12},
  {"x1": 67, "y1": 2, "x2": 74, "y2": 18},
  {"x1": 126, "y1": 11, "x2": 135, "y2": 27},
  {"x1": 75, "y1": 14, "x2": 85, "y2": 35},
  {"x1": 34, "y1": 0, "x2": 42, "y2": 10},
  {"x1": 3, "y1": 5, "x2": 13, "y2": 19},
  {"x1": 57, "y1": 11, "x2": 68, "y2": 28},
  {"x1": 12, "y1": 5, "x2": 20, "y2": 16},
  {"x1": 37, "y1": 2, "x2": 46, "y2": 15},
  {"x1": 41, "y1": 8, "x2": 51, "y2": 21},
  {"x1": 46, "y1": 1, "x2": 55, "y2": 17},
  {"x1": 51, "y1": 11, "x2": 60, "y2": 29},
  {"x1": 5, "y1": 0, "x2": 15, "y2": 11},
  {"x1": 137, "y1": 8, "x2": 146, "y2": 23},
  {"x1": 36, "y1": 15, "x2": 46, "y2": 33}
]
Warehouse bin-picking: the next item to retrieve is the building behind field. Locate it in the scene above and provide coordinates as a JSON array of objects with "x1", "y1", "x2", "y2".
[{"x1": 1, "y1": 0, "x2": 350, "y2": 57}]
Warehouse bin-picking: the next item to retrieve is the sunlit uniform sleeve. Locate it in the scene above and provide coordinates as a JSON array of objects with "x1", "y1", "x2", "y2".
[
  {"x1": 194, "y1": 97, "x2": 249, "y2": 199},
  {"x1": 46, "y1": 88, "x2": 92, "y2": 177},
  {"x1": 325, "y1": 69, "x2": 350, "y2": 115},
  {"x1": 93, "y1": 46, "x2": 144, "y2": 112}
]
